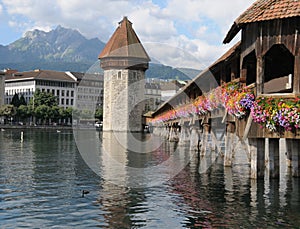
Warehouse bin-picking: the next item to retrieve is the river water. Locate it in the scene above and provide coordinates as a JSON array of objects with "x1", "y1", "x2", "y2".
[{"x1": 0, "y1": 129, "x2": 299, "y2": 228}]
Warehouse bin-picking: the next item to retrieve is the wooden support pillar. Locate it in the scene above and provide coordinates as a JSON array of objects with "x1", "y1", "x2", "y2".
[
  {"x1": 249, "y1": 138, "x2": 265, "y2": 179},
  {"x1": 178, "y1": 125, "x2": 190, "y2": 146},
  {"x1": 164, "y1": 125, "x2": 170, "y2": 139},
  {"x1": 190, "y1": 125, "x2": 200, "y2": 151},
  {"x1": 224, "y1": 122, "x2": 235, "y2": 167},
  {"x1": 200, "y1": 123, "x2": 210, "y2": 156},
  {"x1": 291, "y1": 139, "x2": 300, "y2": 177},
  {"x1": 285, "y1": 139, "x2": 292, "y2": 168},
  {"x1": 169, "y1": 126, "x2": 179, "y2": 142},
  {"x1": 268, "y1": 138, "x2": 280, "y2": 179},
  {"x1": 293, "y1": 55, "x2": 300, "y2": 93}
]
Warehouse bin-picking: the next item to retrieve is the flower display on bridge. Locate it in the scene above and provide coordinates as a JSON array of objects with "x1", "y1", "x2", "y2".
[
  {"x1": 151, "y1": 82, "x2": 300, "y2": 133},
  {"x1": 251, "y1": 97, "x2": 300, "y2": 132},
  {"x1": 223, "y1": 84, "x2": 255, "y2": 118}
]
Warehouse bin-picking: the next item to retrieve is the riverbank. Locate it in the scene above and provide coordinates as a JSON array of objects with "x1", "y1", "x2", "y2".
[{"x1": 0, "y1": 124, "x2": 73, "y2": 131}]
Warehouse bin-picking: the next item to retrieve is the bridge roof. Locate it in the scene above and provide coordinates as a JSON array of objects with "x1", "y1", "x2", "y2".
[
  {"x1": 152, "y1": 42, "x2": 241, "y2": 116},
  {"x1": 98, "y1": 16, "x2": 150, "y2": 61},
  {"x1": 223, "y1": 0, "x2": 300, "y2": 43}
]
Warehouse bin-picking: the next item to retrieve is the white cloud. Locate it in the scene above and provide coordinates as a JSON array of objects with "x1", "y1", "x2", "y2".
[
  {"x1": 129, "y1": 4, "x2": 177, "y2": 42},
  {"x1": 1, "y1": 0, "x2": 255, "y2": 69}
]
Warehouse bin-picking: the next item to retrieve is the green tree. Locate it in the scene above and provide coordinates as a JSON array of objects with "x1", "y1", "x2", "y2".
[
  {"x1": 65, "y1": 107, "x2": 73, "y2": 123},
  {"x1": 59, "y1": 107, "x2": 73, "y2": 125},
  {"x1": 11, "y1": 93, "x2": 21, "y2": 107},
  {"x1": 30, "y1": 89, "x2": 58, "y2": 107},
  {"x1": 50, "y1": 106, "x2": 60, "y2": 123},
  {"x1": 0, "y1": 105, "x2": 17, "y2": 124},
  {"x1": 29, "y1": 89, "x2": 59, "y2": 124},
  {"x1": 19, "y1": 95, "x2": 27, "y2": 106},
  {"x1": 81, "y1": 109, "x2": 93, "y2": 119},
  {"x1": 17, "y1": 105, "x2": 31, "y2": 122},
  {"x1": 95, "y1": 107, "x2": 103, "y2": 121},
  {"x1": 34, "y1": 105, "x2": 52, "y2": 124}
]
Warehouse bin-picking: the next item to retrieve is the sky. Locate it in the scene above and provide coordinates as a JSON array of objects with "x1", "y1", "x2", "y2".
[{"x1": 0, "y1": 0, "x2": 255, "y2": 69}]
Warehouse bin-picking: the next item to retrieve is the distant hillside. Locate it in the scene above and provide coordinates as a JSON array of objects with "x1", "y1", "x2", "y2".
[
  {"x1": 146, "y1": 64, "x2": 200, "y2": 80},
  {"x1": 0, "y1": 25, "x2": 105, "y2": 66},
  {"x1": 0, "y1": 26, "x2": 201, "y2": 80}
]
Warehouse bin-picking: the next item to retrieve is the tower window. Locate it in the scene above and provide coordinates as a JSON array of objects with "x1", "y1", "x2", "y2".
[{"x1": 118, "y1": 71, "x2": 122, "y2": 80}]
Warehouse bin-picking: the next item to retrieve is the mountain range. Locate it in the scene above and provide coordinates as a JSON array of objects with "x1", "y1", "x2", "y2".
[{"x1": 0, "y1": 26, "x2": 200, "y2": 80}]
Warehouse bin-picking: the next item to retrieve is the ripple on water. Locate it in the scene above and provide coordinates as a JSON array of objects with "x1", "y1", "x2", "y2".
[{"x1": 0, "y1": 130, "x2": 300, "y2": 228}]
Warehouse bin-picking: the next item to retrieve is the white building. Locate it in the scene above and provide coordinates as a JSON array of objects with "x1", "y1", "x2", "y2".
[
  {"x1": 0, "y1": 71, "x2": 5, "y2": 107},
  {"x1": 4, "y1": 69, "x2": 103, "y2": 110}
]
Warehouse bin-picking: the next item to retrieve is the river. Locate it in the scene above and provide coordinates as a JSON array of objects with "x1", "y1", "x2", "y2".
[{"x1": 0, "y1": 129, "x2": 299, "y2": 228}]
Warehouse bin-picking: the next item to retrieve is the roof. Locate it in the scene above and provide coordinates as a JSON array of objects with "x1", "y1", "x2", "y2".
[
  {"x1": 160, "y1": 80, "x2": 186, "y2": 91},
  {"x1": 70, "y1": 71, "x2": 103, "y2": 82},
  {"x1": 145, "y1": 82, "x2": 161, "y2": 90},
  {"x1": 98, "y1": 16, "x2": 150, "y2": 61},
  {"x1": 152, "y1": 42, "x2": 241, "y2": 116},
  {"x1": 223, "y1": 0, "x2": 300, "y2": 43},
  {"x1": 211, "y1": 41, "x2": 241, "y2": 67},
  {"x1": 5, "y1": 70, "x2": 77, "y2": 82}
]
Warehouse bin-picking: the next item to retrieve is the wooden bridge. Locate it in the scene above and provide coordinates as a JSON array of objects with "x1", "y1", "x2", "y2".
[{"x1": 147, "y1": 0, "x2": 300, "y2": 179}]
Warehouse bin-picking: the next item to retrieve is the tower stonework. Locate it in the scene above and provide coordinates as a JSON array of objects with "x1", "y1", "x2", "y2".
[{"x1": 99, "y1": 17, "x2": 150, "y2": 132}]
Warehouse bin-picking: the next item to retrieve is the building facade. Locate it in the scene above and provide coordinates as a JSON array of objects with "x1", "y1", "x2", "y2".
[
  {"x1": 0, "y1": 71, "x2": 5, "y2": 107},
  {"x1": 4, "y1": 69, "x2": 103, "y2": 110},
  {"x1": 160, "y1": 80, "x2": 187, "y2": 102},
  {"x1": 144, "y1": 81, "x2": 161, "y2": 112}
]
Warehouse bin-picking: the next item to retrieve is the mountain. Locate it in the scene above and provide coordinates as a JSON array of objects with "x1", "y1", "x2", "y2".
[
  {"x1": 0, "y1": 26, "x2": 201, "y2": 79},
  {"x1": 0, "y1": 25, "x2": 105, "y2": 71}
]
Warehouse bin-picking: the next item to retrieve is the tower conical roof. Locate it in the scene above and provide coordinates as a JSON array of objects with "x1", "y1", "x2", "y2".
[{"x1": 99, "y1": 17, "x2": 150, "y2": 61}]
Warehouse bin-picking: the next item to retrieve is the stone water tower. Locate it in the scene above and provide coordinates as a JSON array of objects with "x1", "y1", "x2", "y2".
[{"x1": 99, "y1": 17, "x2": 150, "y2": 132}]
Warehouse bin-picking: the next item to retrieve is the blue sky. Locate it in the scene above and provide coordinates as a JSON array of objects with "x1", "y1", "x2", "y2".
[{"x1": 0, "y1": 0, "x2": 254, "y2": 69}]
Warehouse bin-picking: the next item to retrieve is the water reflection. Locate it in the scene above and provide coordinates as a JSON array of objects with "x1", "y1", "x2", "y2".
[
  {"x1": 0, "y1": 130, "x2": 300, "y2": 228},
  {"x1": 74, "y1": 130, "x2": 194, "y2": 188}
]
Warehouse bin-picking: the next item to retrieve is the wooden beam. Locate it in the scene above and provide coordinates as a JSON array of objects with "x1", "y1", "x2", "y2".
[
  {"x1": 256, "y1": 57, "x2": 264, "y2": 95},
  {"x1": 294, "y1": 56, "x2": 300, "y2": 93}
]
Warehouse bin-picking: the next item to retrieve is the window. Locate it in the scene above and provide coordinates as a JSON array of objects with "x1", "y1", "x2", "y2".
[
  {"x1": 242, "y1": 51, "x2": 257, "y2": 86},
  {"x1": 118, "y1": 71, "x2": 122, "y2": 80},
  {"x1": 263, "y1": 44, "x2": 294, "y2": 94}
]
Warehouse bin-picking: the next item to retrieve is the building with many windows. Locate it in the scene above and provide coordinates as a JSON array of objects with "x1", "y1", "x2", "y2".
[
  {"x1": 144, "y1": 81, "x2": 161, "y2": 112},
  {"x1": 4, "y1": 69, "x2": 104, "y2": 110},
  {"x1": 71, "y1": 72, "x2": 103, "y2": 110},
  {"x1": 0, "y1": 71, "x2": 5, "y2": 107}
]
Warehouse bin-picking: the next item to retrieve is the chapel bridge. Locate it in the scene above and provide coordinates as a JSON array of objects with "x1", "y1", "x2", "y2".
[{"x1": 148, "y1": 0, "x2": 300, "y2": 179}]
